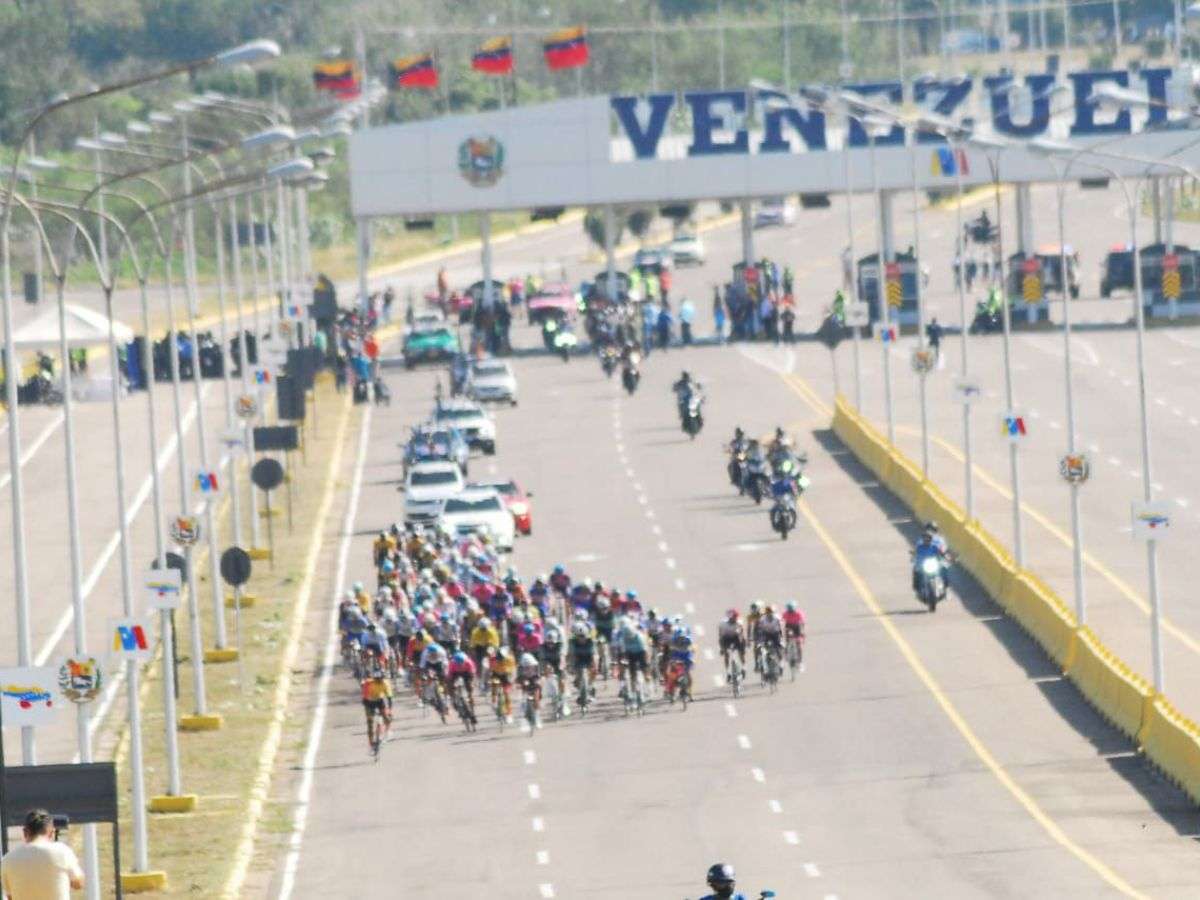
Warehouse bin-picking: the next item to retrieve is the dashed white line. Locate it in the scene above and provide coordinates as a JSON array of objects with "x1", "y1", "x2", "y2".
[
  {"x1": 1155, "y1": 397, "x2": 1168, "y2": 407},
  {"x1": 633, "y1": 481, "x2": 643, "y2": 492},
  {"x1": 524, "y1": 750, "x2": 537, "y2": 765},
  {"x1": 693, "y1": 623, "x2": 705, "y2": 636},
  {"x1": 675, "y1": 578, "x2": 686, "y2": 591},
  {"x1": 751, "y1": 767, "x2": 766, "y2": 783},
  {"x1": 536, "y1": 851, "x2": 550, "y2": 866},
  {"x1": 1087, "y1": 442, "x2": 1101, "y2": 453},
  {"x1": 638, "y1": 494, "x2": 648, "y2": 505},
  {"x1": 1048, "y1": 420, "x2": 1061, "y2": 430},
  {"x1": 665, "y1": 557, "x2": 676, "y2": 569},
  {"x1": 684, "y1": 601, "x2": 696, "y2": 614},
  {"x1": 657, "y1": 541, "x2": 670, "y2": 553},
  {"x1": 1122, "y1": 377, "x2": 1133, "y2": 387},
  {"x1": 804, "y1": 863, "x2": 821, "y2": 877},
  {"x1": 703, "y1": 648, "x2": 716, "y2": 661},
  {"x1": 651, "y1": 524, "x2": 662, "y2": 536},
  {"x1": 616, "y1": 442, "x2": 625, "y2": 453},
  {"x1": 712, "y1": 673, "x2": 725, "y2": 687},
  {"x1": 532, "y1": 817, "x2": 545, "y2": 832},
  {"x1": 737, "y1": 734, "x2": 752, "y2": 750},
  {"x1": 783, "y1": 831, "x2": 799, "y2": 845},
  {"x1": 1108, "y1": 456, "x2": 1121, "y2": 466},
  {"x1": 1177, "y1": 498, "x2": 1191, "y2": 508},
  {"x1": 768, "y1": 800, "x2": 782, "y2": 814},
  {"x1": 645, "y1": 509, "x2": 655, "y2": 519},
  {"x1": 1129, "y1": 469, "x2": 1140, "y2": 478},
  {"x1": 539, "y1": 884, "x2": 556, "y2": 898},
  {"x1": 1174, "y1": 407, "x2": 1185, "y2": 417},
  {"x1": 1191, "y1": 417, "x2": 1200, "y2": 426},
  {"x1": 725, "y1": 703, "x2": 738, "y2": 718},
  {"x1": 528, "y1": 784, "x2": 541, "y2": 800}
]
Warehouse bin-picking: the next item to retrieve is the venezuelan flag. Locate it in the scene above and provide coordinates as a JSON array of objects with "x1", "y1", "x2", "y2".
[
  {"x1": 390, "y1": 52, "x2": 439, "y2": 89},
  {"x1": 313, "y1": 59, "x2": 360, "y2": 97},
  {"x1": 473, "y1": 36, "x2": 514, "y2": 75},
  {"x1": 930, "y1": 146, "x2": 970, "y2": 177},
  {"x1": 543, "y1": 26, "x2": 588, "y2": 70}
]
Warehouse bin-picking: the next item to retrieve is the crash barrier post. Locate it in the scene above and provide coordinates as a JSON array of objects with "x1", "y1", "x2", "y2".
[{"x1": 829, "y1": 395, "x2": 1200, "y2": 805}]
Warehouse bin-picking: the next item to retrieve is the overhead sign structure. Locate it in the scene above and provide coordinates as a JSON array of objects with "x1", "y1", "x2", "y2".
[
  {"x1": 351, "y1": 68, "x2": 1200, "y2": 217},
  {"x1": 1132, "y1": 500, "x2": 1172, "y2": 539},
  {"x1": 142, "y1": 568, "x2": 182, "y2": 611},
  {"x1": 0, "y1": 666, "x2": 59, "y2": 725}
]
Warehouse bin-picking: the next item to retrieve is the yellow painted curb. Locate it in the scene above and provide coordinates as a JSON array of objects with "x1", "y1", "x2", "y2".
[
  {"x1": 120, "y1": 871, "x2": 168, "y2": 892},
  {"x1": 148, "y1": 794, "x2": 197, "y2": 814},
  {"x1": 179, "y1": 714, "x2": 223, "y2": 732},
  {"x1": 204, "y1": 648, "x2": 239, "y2": 664},
  {"x1": 247, "y1": 547, "x2": 271, "y2": 561},
  {"x1": 225, "y1": 594, "x2": 257, "y2": 609},
  {"x1": 258, "y1": 508, "x2": 281, "y2": 519}
]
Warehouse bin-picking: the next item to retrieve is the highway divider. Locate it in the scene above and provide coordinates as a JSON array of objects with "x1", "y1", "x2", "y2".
[{"x1": 830, "y1": 396, "x2": 1200, "y2": 804}]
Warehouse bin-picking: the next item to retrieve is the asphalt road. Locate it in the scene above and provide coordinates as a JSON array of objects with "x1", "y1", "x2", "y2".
[{"x1": 279, "y1": 329, "x2": 1200, "y2": 898}]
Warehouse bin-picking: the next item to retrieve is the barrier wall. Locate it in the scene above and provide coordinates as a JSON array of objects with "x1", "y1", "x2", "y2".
[{"x1": 831, "y1": 396, "x2": 1200, "y2": 804}]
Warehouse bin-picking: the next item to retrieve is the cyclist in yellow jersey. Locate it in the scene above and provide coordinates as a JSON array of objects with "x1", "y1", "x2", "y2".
[
  {"x1": 361, "y1": 671, "x2": 393, "y2": 752},
  {"x1": 745, "y1": 601, "x2": 763, "y2": 671}
]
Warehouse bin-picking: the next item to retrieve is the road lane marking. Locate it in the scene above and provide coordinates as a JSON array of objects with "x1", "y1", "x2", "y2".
[
  {"x1": 651, "y1": 524, "x2": 662, "y2": 536},
  {"x1": 0, "y1": 412, "x2": 64, "y2": 491},
  {"x1": 803, "y1": 862, "x2": 820, "y2": 876},
  {"x1": 625, "y1": 467, "x2": 635, "y2": 477},
  {"x1": 539, "y1": 884, "x2": 555, "y2": 898},
  {"x1": 684, "y1": 601, "x2": 695, "y2": 614},
  {"x1": 524, "y1": 750, "x2": 537, "y2": 765},
  {"x1": 638, "y1": 494, "x2": 648, "y2": 505},
  {"x1": 536, "y1": 851, "x2": 550, "y2": 866},
  {"x1": 675, "y1": 578, "x2": 686, "y2": 590},
  {"x1": 712, "y1": 674, "x2": 724, "y2": 687},
  {"x1": 694, "y1": 623, "x2": 705, "y2": 636},
  {"x1": 783, "y1": 831, "x2": 799, "y2": 846},
  {"x1": 532, "y1": 817, "x2": 545, "y2": 832},
  {"x1": 1108, "y1": 456, "x2": 1121, "y2": 466},
  {"x1": 1177, "y1": 498, "x2": 1190, "y2": 508},
  {"x1": 725, "y1": 703, "x2": 738, "y2": 718},
  {"x1": 645, "y1": 509, "x2": 655, "y2": 519},
  {"x1": 657, "y1": 541, "x2": 670, "y2": 553},
  {"x1": 704, "y1": 648, "x2": 715, "y2": 661},
  {"x1": 751, "y1": 767, "x2": 766, "y2": 783},
  {"x1": 795, "y1": 497, "x2": 1145, "y2": 899},
  {"x1": 769, "y1": 800, "x2": 782, "y2": 814},
  {"x1": 737, "y1": 734, "x2": 752, "y2": 750},
  {"x1": 528, "y1": 784, "x2": 541, "y2": 800}
]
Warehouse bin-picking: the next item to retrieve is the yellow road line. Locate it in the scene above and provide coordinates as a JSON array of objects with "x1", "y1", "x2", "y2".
[
  {"x1": 797, "y1": 497, "x2": 1146, "y2": 899},
  {"x1": 221, "y1": 391, "x2": 356, "y2": 900}
]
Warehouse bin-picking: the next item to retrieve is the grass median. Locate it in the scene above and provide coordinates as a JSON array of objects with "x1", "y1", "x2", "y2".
[{"x1": 89, "y1": 377, "x2": 359, "y2": 896}]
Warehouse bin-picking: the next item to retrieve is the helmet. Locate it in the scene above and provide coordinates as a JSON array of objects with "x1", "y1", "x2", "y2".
[
  {"x1": 593, "y1": 580, "x2": 605, "y2": 593},
  {"x1": 706, "y1": 863, "x2": 736, "y2": 889},
  {"x1": 648, "y1": 608, "x2": 660, "y2": 620},
  {"x1": 625, "y1": 589, "x2": 638, "y2": 600},
  {"x1": 426, "y1": 642, "x2": 443, "y2": 655},
  {"x1": 726, "y1": 608, "x2": 739, "y2": 621},
  {"x1": 750, "y1": 601, "x2": 761, "y2": 613},
  {"x1": 786, "y1": 601, "x2": 797, "y2": 612},
  {"x1": 479, "y1": 616, "x2": 491, "y2": 629},
  {"x1": 671, "y1": 614, "x2": 683, "y2": 626},
  {"x1": 582, "y1": 578, "x2": 594, "y2": 590},
  {"x1": 519, "y1": 652, "x2": 538, "y2": 668},
  {"x1": 775, "y1": 426, "x2": 785, "y2": 440},
  {"x1": 522, "y1": 623, "x2": 535, "y2": 635},
  {"x1": 343, "y1": 589, "x2": 355, "y2": 602},
  {"x1": 452, "y1": 651, "x2": 468, "y2": 664},
  {"x1": 381, "y1": 559, "x2": 395, "y2": 573},
  {"x1": 572, "y1": 621, "x2": 589, "y2": 637},
  {"x1": 439, "y1": 611, "x2": 451, "y2": 622},
  {"x1": 596, "y1": 596, "x2": 611, "y2": 612},
  {"x1": 680, "y1": 370, "x2": 690, "y2": 382},
  {"x1": 925, "y1": 521, "x2": 939, "y2": 533},
  {"x1": 734, "y1": 426, "x2": 744, "y2": 438},
  {"x1": 546, "y1": 617, "x2": 558, "y2": 628},
  {"x1": 513, "y1": 609, "x2": 527, "y2": 624},
  {"x1": 616, "y1": 615, "x2": 629, "y2": 631},
  {"x1": 764, "y1": 604, "x2": 775, "y2": 615},
  {"x1": 498, "y1": 647, "x2": 512, "y2": 660},
  {"x1": 352, "y1": 581, "x2": 364, "y2": 593},
  {"x1": 552, "y1": 564, "x2": 565, "y2": 575},
  {"x1": 534, "y1": 574, "x2": 547, "y2": 584},
  {"x1": 366, "y1": 623, "x2": 378, "y2": 632}
]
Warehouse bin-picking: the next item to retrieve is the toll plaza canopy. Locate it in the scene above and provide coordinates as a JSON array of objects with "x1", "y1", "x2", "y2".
[{"x1": 350, "y1": 67, "x2": 1200, "y2": 218}]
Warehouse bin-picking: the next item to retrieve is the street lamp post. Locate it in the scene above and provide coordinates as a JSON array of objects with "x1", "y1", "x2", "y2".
[{"x1": 865, "y1": 117, "x2": 897, "y2": 444}]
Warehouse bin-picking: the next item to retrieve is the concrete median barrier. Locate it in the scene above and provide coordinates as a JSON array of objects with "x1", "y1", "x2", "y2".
[{"x1": 828, "y1": 394, "x2": 1200, "y2": 806}]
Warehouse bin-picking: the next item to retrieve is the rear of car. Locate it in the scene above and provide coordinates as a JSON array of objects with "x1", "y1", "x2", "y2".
[
  {"x1": 403, "y1": 327, "x2": 459, "y2": 369},
  {"x1": 754, "y1": 197, "x2": 797, "y2": 228},
  {"x1": 669, "y1": 235, "x2": 706, "y2": 266},
  {"x1": 467, "y1": 360, "x2": 519, "y2": 406},
  {"x1": 437, "y1": 488, "x2": 516, "y2": 551},
  {"x1": 475, "y1": 478, "x2": 532, "y2": 535},
  {"x1": 433, "y1": 402, "x2": 497, "y2": 455},
  {"x1": 403, "y1": 462, "x2": 464, "y2": 523}
]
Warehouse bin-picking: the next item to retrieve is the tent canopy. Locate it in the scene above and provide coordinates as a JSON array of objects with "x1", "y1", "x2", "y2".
[{"x1": 9, "y1": 303, "x2": 133, "y2": 350}]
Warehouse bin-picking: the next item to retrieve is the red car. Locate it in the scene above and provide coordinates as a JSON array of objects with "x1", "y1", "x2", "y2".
[{"x1": 476, "y1": 478, "x2": 533, "y2": 535}]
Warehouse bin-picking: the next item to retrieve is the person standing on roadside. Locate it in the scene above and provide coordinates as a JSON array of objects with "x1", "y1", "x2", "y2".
[
  {"x1": 1, "y1": 809, "x2": 85, "y2": 899},
  {"x1": 659, "y1": 266, "x2": 672, "y2": 306},
  {"x1": 679, "y1": 296, "x2": 695, "y2": 345},
  {"x1": 712, "y1": 287, "x2": 726, "y2": 344}
]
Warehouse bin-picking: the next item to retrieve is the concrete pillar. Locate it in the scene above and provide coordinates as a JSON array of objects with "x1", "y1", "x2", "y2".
[
  {"x1": 1154, "y1": 178, "x2": 1165, "y2": 245},
  {"x1": 1015, "y1": 183, "x2": 1034, "y2": 254},
  {"x1": 604, "y1": 205, "x2": 617, "y2": 300},
  {"x1": 739, "y1": 199, "x2": 755, "y2": 267},
  {"x1": 355, "y1": 217, "x2": 370, "y2": 314},
  {"x1": 480, "y1": 212, "x2": 493, "y2": 308},
  {"x1": 879, "y1": 190, "x2": 896, "y2": 261}
]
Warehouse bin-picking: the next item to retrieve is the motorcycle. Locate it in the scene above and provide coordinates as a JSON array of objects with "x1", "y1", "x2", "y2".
[
  {"x1": 621, "y1": 362, "x2": 640, "y2": 395},
  {"x1": 600, "y1": 346, "x2": 619, "y2": 378},
  {"x1": 769, "y1": 496, "x2": 798, "y2": 540},
  {"x1": 969, "y1": 303, "x2": 1002, "y2": 334},
  {"x1": 727, "y1": 449, "x2": 747, "y2": 491},
  {"x1": 681, "y1": 395, "x2": 704, "y2": 439},
  {"x1": 912, "y1": 553, "x2": 948, "y2": 611},
  {"x1": 744, "y1": 461, "x2": 770, "y2": 505}
]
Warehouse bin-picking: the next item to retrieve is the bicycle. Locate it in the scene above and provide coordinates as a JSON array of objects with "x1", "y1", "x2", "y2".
[
  {"x1": 762, "y1": 646, "x2": 782, "y2": 695},
  {"x1": 574, "y1": 664, "x2": 591, "y2": 716},
  {"x1": 786, "y1": 635, "x2": 803, "y2": 681},
  {"x1": 423, "y1": 675, "x2": 448, "y2": 724},
  {"x1": 490, "y1": 676, "x2": 511, "y2": 730},
  {"x1": 521, "y1": 681, "x2": 541, "y2": 732},
  {"x1": 667, "y1": 661, "x2": 692, "y2": 710},
  {"x1": 726, "y1": 653, "x2": 744, "y2": 699},
  {"x1": 365, "y1": 705, "x2": 389, "y2": 761},
  {"x1": 596, "y1": 637, "x2": 611, "y2": 681},
  {"x1": 452, "y1": 681, "x2": 477, "y2": 733},
  {"x1": 543, "y1": 670, "x2": 566, "y2": 721}
]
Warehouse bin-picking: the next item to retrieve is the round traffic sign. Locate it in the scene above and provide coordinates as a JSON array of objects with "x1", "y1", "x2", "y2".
[
  {"x1": 219, "y1": 546, "x2": 253, "y2": 587},
  {"x1": 252, "y1": 458, "x2": 285, "y2": 491}
]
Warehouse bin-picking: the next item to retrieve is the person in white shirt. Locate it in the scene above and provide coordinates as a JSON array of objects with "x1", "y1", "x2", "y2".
[{"x1": 2, "y1": 809, "x2": 84, "y2": 899}]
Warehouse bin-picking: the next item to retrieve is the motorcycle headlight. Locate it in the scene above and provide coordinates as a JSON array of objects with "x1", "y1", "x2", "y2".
[{"x1": 921, "y1": 558, "x2": 940, "y2": 574}]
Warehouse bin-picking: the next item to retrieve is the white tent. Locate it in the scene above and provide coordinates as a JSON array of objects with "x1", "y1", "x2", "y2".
[{"x1": 9, "y1": 303, "x2": 133, "y2": 350}]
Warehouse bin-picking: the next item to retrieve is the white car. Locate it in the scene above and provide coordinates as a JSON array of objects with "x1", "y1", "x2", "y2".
[
  {"x1": 467, "y1": 358, "x2": 519, "y2": 406},
  {"x1": 432, "y1": 400, "x2": 497, "y2": 455},
  {"x1": 407, "y1": 309, "x2": 446, "y2": 334},
  {"x1": 402, "y1": 461, "x2": 465, "y2": 524},
  {"x1": 668, "y1": 234, "x2": 706, "y2": 266},
  {"x1": 754, "y1": 197, "x2": 798, "y2": 228},
  {"x1": 437, "y1": 487, "x2": 516, "y2": 551}
]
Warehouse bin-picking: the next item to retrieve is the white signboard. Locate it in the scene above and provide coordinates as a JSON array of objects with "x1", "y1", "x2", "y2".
[
  {"x1": 0, "y1": 666, "x2": 60, "y2": 726},
  {"x1": 844, "y1": 302, "x2": 870, "y2": 327},
  {"x1": 108, "y1": 617, "x2": 155, "y2": 662},
  {"x1": 143, "y1": 568, "x2": 182, "y2": 611},
  {"x1": 1132, "y1": 501, "x2": 1172, "y2": 540}
]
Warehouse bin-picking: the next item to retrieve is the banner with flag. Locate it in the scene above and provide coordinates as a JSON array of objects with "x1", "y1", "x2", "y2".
[
  {"x1": 389, "y1": 52, "x2": 439, "y2": 89},
  {"x1": 1002, "y1": 414, "x2": 1027, "y2": 441},
  {"x1": 193, "y1": 469, "x2": 221, "y2": 496},
  {"x1": 543, "y1": 26, "x2": 589, "y2": 70},
  {"x1": 313, "y1": 59, "x2": 361, "y2": 99},
  {"x1": 473, "y1": 36, "x2": 514, "y2": 75}
]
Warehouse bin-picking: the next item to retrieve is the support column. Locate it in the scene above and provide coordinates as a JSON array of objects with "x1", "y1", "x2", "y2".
[
  {"x1": 1151, "y1": 178, "x2": 1163, "y2": 244},
  {"x1": 1167, "y1": 177, "x2": 1177, "y2": 320},
  {"x1": 604, "y1": 205, "x2": 617, "y2": 300},
  {"x1": 355, "y1": 216, "x2": 371, "y2": 315},
  {"x1": 879, "y1": 190, "x2": 896, "y2": 261},
  {"x1": 1015, "y1": 183, "x2": 1036, "y2": 323},
  {"x1": 739, "y1": 199, "x2": 755, "y2": 267},
  {"x1": 480, "y1": 212, "x2": 494, "y2": 309}
]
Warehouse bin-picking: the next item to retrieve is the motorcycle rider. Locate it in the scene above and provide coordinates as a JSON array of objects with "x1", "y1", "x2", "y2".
[
  {"x1": 742, "y1": 440, "x2": 768, "y2": 496},
  {"x1": 912, "y1": 522, "x2": 951, "y2": 592},
  {"x1": 672, "y1": 370, "x2": 702, "y2": 422},
  {"x1": 699, "y1": 863, "x2": 746, "y2": 900}
]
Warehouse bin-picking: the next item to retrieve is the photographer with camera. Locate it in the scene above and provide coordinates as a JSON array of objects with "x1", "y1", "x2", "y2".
[{"x1": 1, "y1": 809, "x2": 84, "y2": 899}]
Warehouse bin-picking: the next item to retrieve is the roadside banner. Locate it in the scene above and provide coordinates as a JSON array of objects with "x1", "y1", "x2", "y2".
[
  {"x1": 108, "y1": 618, "x2": 155, "y2": 662},
  {"x1": 143, "y1": 568, "x2": 182, "y2": 611},
  {"x1": 0, "y1": 666, "x2": 59, "y2": 725},
  {"x1": 1131, "y1": 501, "x2": 1172, "y2": 540}
]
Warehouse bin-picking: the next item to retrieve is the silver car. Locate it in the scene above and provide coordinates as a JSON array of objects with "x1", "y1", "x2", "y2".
[{"x1": 467, "y1": 359, "x2": 518, "y2": 406}]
